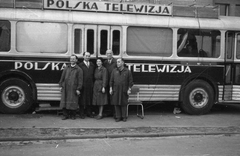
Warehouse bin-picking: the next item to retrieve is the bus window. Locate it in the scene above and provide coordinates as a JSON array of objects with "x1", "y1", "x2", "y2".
[
  {"x1": 127, "y1": 26, "x2": 172, "y2": 57},
  {"x1": 17, "y1": 22, "x2": 67, "y2": 53},
  {"x1": 236, "y1": 34, "x2": 240, "y2": 59},
  {"x1": 177, "y1": 29, "x2": 220, "y2": 58},
  {"x1": 226, "y1": 31, "x2": 235, "y2": 59},
  {"x1": 0, "y1": 20, "x2": 10, "y2": 52},
  {"x1": 236, "y1": 35, "x2": 240, "y2": 84},
  {"x1": 235, "y1": 65, "x2": 240, "y2": 84},
  {"x1": 112, "y1": 30, "x2": 120, "y2": 55},
  {"x1": 100, "y1": 30, "x2": 108, "y2": 55},
  {"x1": 74, "y1": 29, "x2": 82, "y2": 54},
  {"x1": 87, "y1": 29, "x2": 94, "y2": 54}
]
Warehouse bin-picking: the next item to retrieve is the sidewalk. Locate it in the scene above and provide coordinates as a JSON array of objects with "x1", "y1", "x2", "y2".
[{"x1": 0, "y1": 104, "x2": 240, "y2": 141}]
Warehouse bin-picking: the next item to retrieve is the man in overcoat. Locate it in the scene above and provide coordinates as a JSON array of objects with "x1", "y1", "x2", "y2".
[
  {"x1": 103, "y1": 49, "x2": 117, "y2": 79},
  {"x1": 78, "y1": 52, "x2": 95, "y2": 118},
  {"x1": 59, "y1": 55, "x2": 83, "y2": 120},
  {"x1": 103, "y1": 49, "x2": 117, "y2": 117},
  {"x1": 109, "y1": 58, "x2": 133, "y2": 122}
]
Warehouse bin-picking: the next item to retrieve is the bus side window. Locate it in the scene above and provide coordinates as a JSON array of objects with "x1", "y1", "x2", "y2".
[
  {"x1": 225, "y1": 31, "x2": 235, "y2": 59},
  {"x1": 100, "y1": 30, "x2": 108, "y2": 55},
  {"x1": 177, "y1": 30, "x2": 198, "y2": 57},
  {"x1": 0, "y1": 20, "x2": 11, "y2": 52},
  {"x1": 87, "y1": 29, "x2": 94, "y2": 54},
  {"x1": 236, "y1": 34, "x2": 240, "y2": 59},
  {"x1": 236, "y1": 35, "x2": 240, "y2": 84},
  {"x1": 177, "y1": 28, "x2": 220, "y2": 58},
  {"x1": 127, "y1": 26, "x2": 172, "y2": 57},
  {"x1": 112, "y1": 30, "x2": 120, "y2": 55},
  {"x1": 235, "y1": 65, "x2": 240, "y2": 84},
  {"x1": 74, "y1": 29, "x2": 82, "y2": 54},
  {"x1": 198, "y1": 30, "x2": 220, "y2": 58},
  {"x1": 17, "y1": 22, "x2": 67, "y2": 53}
]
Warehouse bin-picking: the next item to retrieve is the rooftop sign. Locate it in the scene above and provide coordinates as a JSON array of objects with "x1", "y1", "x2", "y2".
[{"x1": 44, "y1": 0, "x2": 172, "y2": 16}]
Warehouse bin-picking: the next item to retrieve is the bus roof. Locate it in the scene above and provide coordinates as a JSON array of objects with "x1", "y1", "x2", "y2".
[
  {"x1": 1, "y1": 0, "x2": 219, "y2": 18},
  {"x1": 0, "y1": 5, "x2": 239, "y2": 31}
]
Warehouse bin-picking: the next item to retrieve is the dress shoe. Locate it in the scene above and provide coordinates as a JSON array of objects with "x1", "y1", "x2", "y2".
[
  {"x1": 122, "y1": 118, "x2": 127, "y2": 122},
  {"x1": 95, "y1": 115, "x2": 103, "y2": 120},
  {"x1": 61, "y1": 116, "x2": 68, "y2": 120},
  {"x1": 115, "y1": 118, "x2": 121, "y2": 122},
  {"x1": 87, "y1": 114, "x2": 94, "y2": 118},
  {"x1": 79, "y1": 114, "x2": 85, "y2": 119},
  {"x1": 71, "y1": 115, "x2": 76, "y2": 120}
]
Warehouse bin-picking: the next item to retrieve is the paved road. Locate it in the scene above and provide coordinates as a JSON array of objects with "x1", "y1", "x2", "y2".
[
  {"x1": 0, "y1": 103, "x2": 240, "y2": 141},
  {"x1": 1, "y1": 134, "x2": 240, "y2": 156},
  {"x1": 1, "y1": 103, "x2": 240, "y2": 128}
]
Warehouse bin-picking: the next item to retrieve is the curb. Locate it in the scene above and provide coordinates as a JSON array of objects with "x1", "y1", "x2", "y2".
[{"x1": 0, "y1": 132, "x2": 240, "y2": 142}]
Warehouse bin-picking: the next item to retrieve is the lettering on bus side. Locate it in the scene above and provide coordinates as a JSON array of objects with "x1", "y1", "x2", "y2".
[
  {"x1": 14, "y1": 62, "x2": 191, "y2": 73},
  {"x1": 15, "y1": 62, "x2": 67, "y2": 71},
  {"x1": 127, "y1": 63, "x2": 191, "y2": 73},
  {"x1": 45, "y1": 0, "x2": 172, "y2": 16}
]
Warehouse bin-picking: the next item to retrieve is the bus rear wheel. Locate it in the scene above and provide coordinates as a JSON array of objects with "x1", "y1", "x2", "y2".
[
  {"x1": 0, "y1": 78, "x2": 33, "y2": 114},
  {"x1": 181, "y1": 80, "x2": 214, "y2": 115}
]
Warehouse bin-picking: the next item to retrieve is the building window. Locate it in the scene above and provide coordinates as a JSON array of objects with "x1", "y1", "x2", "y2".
[
  {"x1": 216, "y1": 3, "x2": 229, "y2": 16},
  {"x1": 235, "y1": 5, "x2": 240, "y2": 17}
]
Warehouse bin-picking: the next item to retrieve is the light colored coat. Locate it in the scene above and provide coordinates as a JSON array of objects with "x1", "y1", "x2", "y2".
[{"x1": 59, "y1": 65, "x2": 83, "y2": 110}]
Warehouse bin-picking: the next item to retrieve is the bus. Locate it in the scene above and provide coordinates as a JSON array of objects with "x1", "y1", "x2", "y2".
[{"x1": 1, "y1": 0, "x2": 240, "y2": 115}]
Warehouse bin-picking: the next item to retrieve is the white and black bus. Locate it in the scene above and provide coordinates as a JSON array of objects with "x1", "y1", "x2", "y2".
[{"x1": 1, "y1": 0, "x2": 240, "y2": 114}]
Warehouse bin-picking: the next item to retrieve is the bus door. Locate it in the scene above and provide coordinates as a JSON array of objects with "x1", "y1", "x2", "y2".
[
  {"x1": 73, "y1": 25, "x2": 97, "y2": 57},
  {"x1": 223, "y1": 31, "x2": 240, "y2": 102},
  {"x1": 73, "y1": 24, "x2": 121, "y2": 58},
  {"x1": 98, "y1": 25, "x2": 121, "y2": 57}
]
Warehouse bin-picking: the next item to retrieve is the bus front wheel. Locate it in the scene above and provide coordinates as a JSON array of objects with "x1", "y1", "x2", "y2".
[
  {"x1": 181, "y1": 80, "x2": 214, "y2": 115},
  {"x1": 0, "y1": 78, "x2": 33, "y2": 114}
]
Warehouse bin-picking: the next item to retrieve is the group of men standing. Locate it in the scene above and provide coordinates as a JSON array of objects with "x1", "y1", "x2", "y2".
[{"x1": 59, "y1": 49, "x2": 133, "y2": 122}]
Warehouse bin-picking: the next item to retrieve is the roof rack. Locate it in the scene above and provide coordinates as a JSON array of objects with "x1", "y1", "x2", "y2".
[{"x1": 0, "y1": 0, "x2": 219, "y2": 19}]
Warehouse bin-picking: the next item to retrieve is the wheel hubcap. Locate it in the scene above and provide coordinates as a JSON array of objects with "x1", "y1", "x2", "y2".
[
  {"x1": 194, "y1": 93, "x2": 203, "y2": 103},
  {"x1": 189, "y1": 88, "x2": 208, "y2": 108},
  {"x1": 8, "y1": 91, "x2": 19, "y2": 101},
  {"x1": 2, "y1": 86, "x2": 25, "y2": 108}
]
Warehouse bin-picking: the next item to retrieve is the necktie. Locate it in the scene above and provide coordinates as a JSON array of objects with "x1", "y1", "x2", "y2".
[{"x1": 108, "y1": 60, "x2": 111, "y2": 64}]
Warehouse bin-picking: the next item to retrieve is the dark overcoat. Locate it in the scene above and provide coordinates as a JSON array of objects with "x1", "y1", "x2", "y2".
[
  {"x1": 59, "y1": 65, "x2": 83, "y2": 110},
  {"x1": 78, "y1": 61, "x2": 95, "y2": 106},
  {"x1": 92, "y1": 66, "x2": 108, "y2": 106},
  {"x1": 103, "y1": 58, "x2": 117, "y2": 81},
  {"x1": 110, "y1": 67, "x2": 133, "y2": 106}
]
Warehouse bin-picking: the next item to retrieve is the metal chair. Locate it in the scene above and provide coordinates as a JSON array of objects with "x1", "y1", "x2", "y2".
[{"x1": 127, "y1": 86, "x2": 144, "y2": 119}]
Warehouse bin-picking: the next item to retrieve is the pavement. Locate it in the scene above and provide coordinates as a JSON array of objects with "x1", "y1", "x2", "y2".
[{"x1": 0, "y1": 103, "x2": 240, "y2": 141}]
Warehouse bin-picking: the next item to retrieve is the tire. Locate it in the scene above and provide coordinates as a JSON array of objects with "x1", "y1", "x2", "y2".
[
  {"x1": 0, "y1": 78, "x2": 33, "y2": 114},
  {"x1": 181, "y1": 80, "x2": 214, "y2": 115}
]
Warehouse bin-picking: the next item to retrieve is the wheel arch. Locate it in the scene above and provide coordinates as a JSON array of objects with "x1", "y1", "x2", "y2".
[
  {"x1": 179, "y1": 73, "x2": 218, "y2": 103},
  {"x1": 0, "y1": 70, "x2": 37, "y2": 103}
]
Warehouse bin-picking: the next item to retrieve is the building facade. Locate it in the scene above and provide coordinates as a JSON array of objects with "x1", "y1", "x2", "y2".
[
  {"x1": 156, "y1": 0, "x2": 240, "y2": 16},
  {"x1": 213, "y1": 0, "x2": 240, "y2": 16}
]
